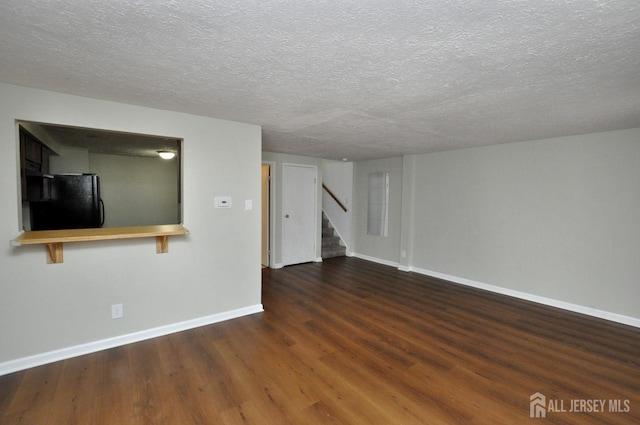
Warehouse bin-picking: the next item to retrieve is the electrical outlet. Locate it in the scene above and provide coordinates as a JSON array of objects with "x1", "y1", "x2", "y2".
[{"x1": 111, "y1": 303, "x2": 123, "y2": 319}]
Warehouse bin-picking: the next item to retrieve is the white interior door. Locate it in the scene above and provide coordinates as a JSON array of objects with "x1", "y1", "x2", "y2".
[{"x1": 282, "y1": 164, "x2": 317, "y2": 266}]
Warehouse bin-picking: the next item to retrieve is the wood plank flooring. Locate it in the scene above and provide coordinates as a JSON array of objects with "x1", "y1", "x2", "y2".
[{"x1": 1, "y1": 257, "x2": 639, "y2": 424}]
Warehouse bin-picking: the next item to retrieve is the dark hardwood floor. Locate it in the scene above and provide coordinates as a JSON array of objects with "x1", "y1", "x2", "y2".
[{"x1": 1, "y1": 257, "x2": 639, "y2": 424}]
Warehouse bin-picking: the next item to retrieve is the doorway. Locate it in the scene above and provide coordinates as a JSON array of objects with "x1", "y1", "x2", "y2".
[{"x1": 261, "y1": 163, "x2": 272, "y2": 267}]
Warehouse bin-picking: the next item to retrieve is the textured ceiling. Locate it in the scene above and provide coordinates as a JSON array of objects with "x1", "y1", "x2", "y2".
[{"x1": 1, "y1": 1, "x2": 639, "y2": 160}]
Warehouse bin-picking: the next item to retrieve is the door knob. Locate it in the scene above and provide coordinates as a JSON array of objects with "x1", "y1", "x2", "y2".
[{"x1": 285, "y1": 214, "x2": 290, "y2": 218}]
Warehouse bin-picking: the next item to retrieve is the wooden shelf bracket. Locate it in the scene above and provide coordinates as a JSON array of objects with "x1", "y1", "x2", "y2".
[
  {"x1": 46, "y1": 242, "x2": 64, "y2": 264},
  {"x1": 156, "y1": 235, "x2": 169, "y2": 254}
]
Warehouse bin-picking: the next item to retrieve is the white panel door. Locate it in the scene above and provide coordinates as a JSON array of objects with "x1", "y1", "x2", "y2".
[{"x1": 282, "y1": 164, "x2": 317, "y2": 266}]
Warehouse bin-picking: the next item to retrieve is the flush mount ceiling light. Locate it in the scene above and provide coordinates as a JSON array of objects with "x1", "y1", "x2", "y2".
[{"x1": 158, "y1": 151, "x2": 176, "y2": 159}]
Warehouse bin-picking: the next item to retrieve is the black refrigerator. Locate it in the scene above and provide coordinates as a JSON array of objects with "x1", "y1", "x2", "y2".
[{"x1": 30, "y1": 174, "x2": 105, "y2": 230}]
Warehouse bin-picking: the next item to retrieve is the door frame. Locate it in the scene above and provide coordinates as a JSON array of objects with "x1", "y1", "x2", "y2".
[{"x1": 262, "y1": 161, "x2": 275, "y2": 268}]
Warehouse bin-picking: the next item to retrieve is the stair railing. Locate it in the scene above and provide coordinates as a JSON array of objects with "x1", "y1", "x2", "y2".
[{"x1": 322, "y1": 183, "x2": 348, "y2": 212}]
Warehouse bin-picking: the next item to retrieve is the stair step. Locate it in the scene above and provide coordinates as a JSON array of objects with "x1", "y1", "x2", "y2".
[
  {"x1": 322, "y1": 237, "x2": 341, "y2": 248},
  {"x1": 321, "y1": 212, "x2": 345, "y2": 258},
  {"x1": 322, "y1": 228, "x2": 335, "y2": 237},
  {"x1": 322, "y1": 246, "x2": 346, "y2": 259}
]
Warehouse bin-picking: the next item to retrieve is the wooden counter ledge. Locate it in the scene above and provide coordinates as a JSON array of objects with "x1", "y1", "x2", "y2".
[{"x1": 12, "y1": 224, "x2": 189, "y2": 264}]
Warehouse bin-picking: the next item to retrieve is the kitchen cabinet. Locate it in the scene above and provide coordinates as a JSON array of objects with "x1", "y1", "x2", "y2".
[{"x1": 20, "y1": 128, "x2": 53, "y2": 202}]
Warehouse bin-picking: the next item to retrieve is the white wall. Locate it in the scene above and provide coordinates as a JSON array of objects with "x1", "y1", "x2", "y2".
[
  {"x1": 352, "y1": 157, "x2": 403, "y2": 265},
  {"x1": 262, "y1": 152, "x2": 323, "y2": 267},
  {"x1": 0, "y1": 83, "x2": 262, "y2": 371},
  {"x1": 410, "y1": 129, "x2": 640, "y2": 321},
  {"x1": 321, "y1": 159, "x2": 353, "y2": 254},
  {"x1": 352, "y1": 129, "x2": 640, "y2": 324}
]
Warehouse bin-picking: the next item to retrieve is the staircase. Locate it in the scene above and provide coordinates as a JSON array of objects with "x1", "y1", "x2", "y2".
[{"x1": 322, "y1": 212, "x2": 346, "y2": 259}]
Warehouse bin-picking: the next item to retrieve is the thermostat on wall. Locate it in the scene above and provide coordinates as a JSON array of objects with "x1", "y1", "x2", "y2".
[{"x1": 214, "y1": 196, "x2": 232, "y2": 208}]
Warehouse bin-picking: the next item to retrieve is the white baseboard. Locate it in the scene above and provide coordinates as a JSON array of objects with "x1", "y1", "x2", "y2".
[
  {"x1": 0, "y1": 304, "x2": 264, "y2": 376},
  {"x1": 281, "y1": 252, "x2": 640, "y2": 328},
  {"x1": 352, "y1": 252, "x2": 399, "y2": 268},
  {"x1": 408, "y1": 266, "x2": 640, "y2": 329}
]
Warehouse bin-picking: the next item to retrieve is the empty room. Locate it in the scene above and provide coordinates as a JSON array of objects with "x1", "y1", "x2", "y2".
[{"x1": 1, "y1": 1, "x2": 639, "y2": 424}]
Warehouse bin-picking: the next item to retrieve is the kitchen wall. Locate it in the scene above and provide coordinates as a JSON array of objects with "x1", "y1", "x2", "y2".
[
  {"x1": 89, "y1": 153, "x2": 179, "y2": 227},
  {"x1": 0, "y1": 82, "x2": 262, "y2": 373},
  {"x1": 50, "y1": 146, "x2": 90, "y2": 174}
]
